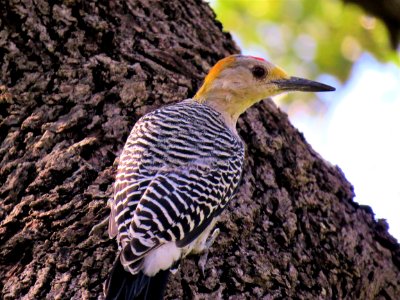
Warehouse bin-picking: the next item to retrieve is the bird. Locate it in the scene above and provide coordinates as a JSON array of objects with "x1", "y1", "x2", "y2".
[{"x1": 104, "y1": 54, "x2": 335, "y2": 300}]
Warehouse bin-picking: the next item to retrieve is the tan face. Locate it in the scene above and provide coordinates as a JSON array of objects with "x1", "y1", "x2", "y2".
[
  {"x1": 194, "y1": 55, "x2": 335, "y2": 122},
  {"x1": 194, "y1": 55, "x2": 290, "y2": 104}
]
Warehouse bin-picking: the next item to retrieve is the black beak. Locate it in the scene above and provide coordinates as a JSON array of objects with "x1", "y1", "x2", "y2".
[{"x1": 272, "y1": 76, "x2": 335, "y2": 92}]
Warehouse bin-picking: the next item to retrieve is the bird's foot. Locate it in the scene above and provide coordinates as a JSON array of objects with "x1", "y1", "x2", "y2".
[
  {"x1": 170, "y1": 260, "x2": 181, "y2": 275},
  {"x1": 198, "y1": 228, "x2": 220, "y2": 276},
  {"x1": 89, "y1": 216, "x2": 109, "y2": 236}
]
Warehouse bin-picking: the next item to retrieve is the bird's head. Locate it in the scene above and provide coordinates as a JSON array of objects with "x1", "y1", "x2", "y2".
[{"x1": 194, "y1": 55, "x2": 335, "y2": 126}]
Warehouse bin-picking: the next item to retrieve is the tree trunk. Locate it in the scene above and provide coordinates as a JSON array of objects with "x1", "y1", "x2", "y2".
[{"x1": 0, "y1": 0, "x2": 399, "y2": 299}]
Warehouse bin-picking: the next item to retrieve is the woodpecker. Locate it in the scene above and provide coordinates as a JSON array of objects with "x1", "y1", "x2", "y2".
[{"x1": 105, "y1": 55, "x2": 335, "y2": 300}]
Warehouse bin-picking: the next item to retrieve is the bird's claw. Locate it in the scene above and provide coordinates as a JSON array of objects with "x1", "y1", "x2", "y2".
[
  {"x1": 89, "y1": 216, "x2": 109, "y2": 236},
  {"x1": 198, "y1": 228, "x2": 220, "y2": 276},
  {"x1": 198, "y1": 250, "x2": 209, "y2": 277},
  {"x1": 206, "y1": 228, "x2": 220, "y2": 249}
]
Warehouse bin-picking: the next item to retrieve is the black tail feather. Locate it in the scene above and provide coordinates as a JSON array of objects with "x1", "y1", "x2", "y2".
[{"x1": 104, "y1": 258, "x2": 170, "y2": 300}]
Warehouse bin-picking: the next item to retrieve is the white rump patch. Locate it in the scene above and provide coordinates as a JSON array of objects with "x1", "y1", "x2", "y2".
[{"x1": 142, "y1": 242, "x2": 181, "y2": 276}]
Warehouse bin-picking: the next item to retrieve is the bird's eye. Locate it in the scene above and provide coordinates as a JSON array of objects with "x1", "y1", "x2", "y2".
[{"x1": 251, "y1": 65, "x2": 267, "y2": 79}]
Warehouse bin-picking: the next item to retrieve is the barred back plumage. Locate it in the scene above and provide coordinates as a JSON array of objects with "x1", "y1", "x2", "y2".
[
  {"x1": 105, "y1": 55, "x2": 335, "y2": 300},
  {"x1": 110, "y1": 99, "x2": 245, "y2": 277}
]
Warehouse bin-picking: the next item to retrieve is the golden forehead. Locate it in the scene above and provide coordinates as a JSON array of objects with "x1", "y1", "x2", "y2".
[
  {"x1": 204, "y1": 56, "x2": 236, "y2": 86},
  {"x1": 194, "y1": 55, "x2": 236, "y2": 100}
]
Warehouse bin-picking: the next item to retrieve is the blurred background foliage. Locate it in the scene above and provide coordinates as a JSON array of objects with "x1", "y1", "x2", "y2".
[
  {"x1": 209, "y1": 0, "x2": 400, "y2": 240},
  {"x1": 211, "y1": 0, "x2": 399, "y2": 104}
]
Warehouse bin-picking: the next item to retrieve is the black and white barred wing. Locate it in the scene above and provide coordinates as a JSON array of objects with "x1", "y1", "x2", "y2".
[
  {"x1": 109, "y1": 100, "x2": 244, "y2": 274},
  {"x1": 120, "y1": 158, "x2": 242, "y2": 274}
]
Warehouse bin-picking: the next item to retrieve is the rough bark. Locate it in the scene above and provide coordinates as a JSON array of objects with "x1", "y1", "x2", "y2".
[{"x1": 0, "y1": 0, "x2": 399, "y2": 299}]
